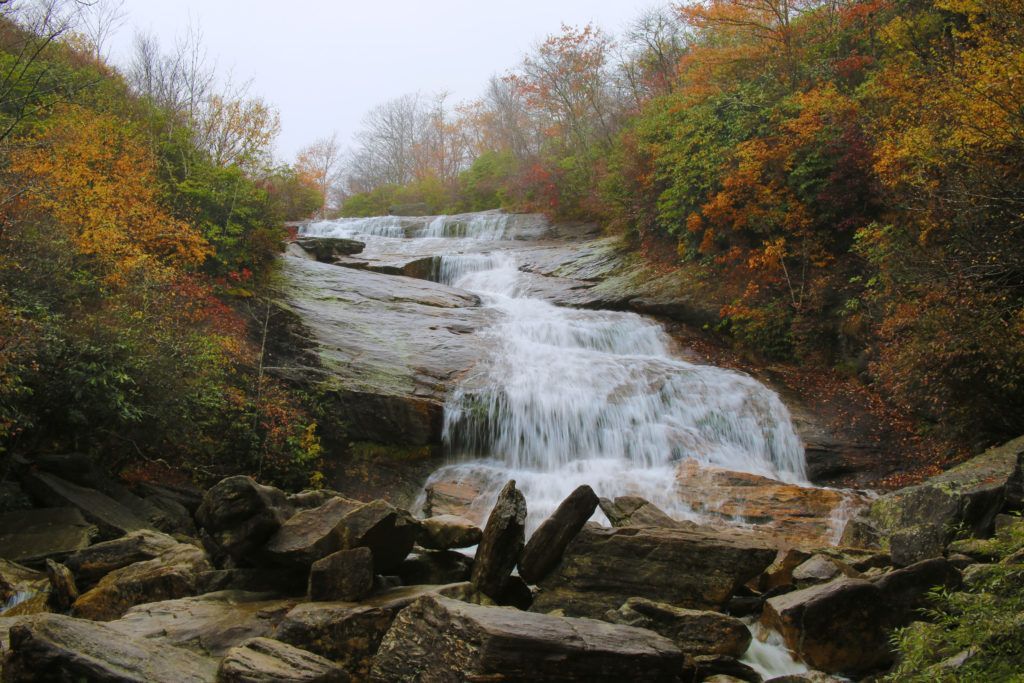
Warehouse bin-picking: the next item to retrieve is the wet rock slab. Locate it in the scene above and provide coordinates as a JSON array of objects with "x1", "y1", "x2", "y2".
[
  {"x1": 369, "y1": 594, "x2": 683, "y2": 682},
  {"x1": 275, "y1": 256, "x2": 492, "y2": 445},
  {"x1": 0, "y1": 507, "x2": 95, "y2": 565}
]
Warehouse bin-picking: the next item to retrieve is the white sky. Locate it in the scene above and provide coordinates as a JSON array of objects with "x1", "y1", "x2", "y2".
[{"x1": 109, "y1": 1, "x2": 660, "y2": 163}]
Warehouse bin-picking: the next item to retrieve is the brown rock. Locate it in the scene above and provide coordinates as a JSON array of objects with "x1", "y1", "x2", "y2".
[
  {"x1": 196, "y1": 476, "x2": 294, "y2": 566},
  {"x1": 519, "y1": 485, "x2": 598, "y2": 584},
  {"x1": 217, "y1": 636, "x2": 349, "y2": 682},
  {"x1": 532, "y1": 523, "x2": 776, "y2": 618},
  {"x1": 0, "y1": 507, "x2": 96, "y2": 565},
  {"x1": 470, "y1": 480, "x2": 526, "y2": 600},
  {"x1": 263, "y1": 496, "x2": 363, "y2": 567},
  {"x1": 369, "y1": 594, "x2": 683, "y2": 682},
  {"x1": 44, "y1": 560, "x2": 77, "y2": 612},
  {"x1": 64, "y1": 529, "x2": 180, "y2": 589},
  {"x1": 308, "y1": 547, "x2": 374, "y2": 602},
  {"x1": 416, "y1": 515, "x2": 482, "y2": 550},
  {"x1": 333, "y1": 500, "x2": 419, "y2": 573},
  {"x1": 605, "y1": 597, "x2": 751, "y2": 657},
  {"x1": 599, "y1": 495, "x2": 693, "y2": 529},
  {"x1": 396, "y1": 550, "x2": 472, "y2": 586}
]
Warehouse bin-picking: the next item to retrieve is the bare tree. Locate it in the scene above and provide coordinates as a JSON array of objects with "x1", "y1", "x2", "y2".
[
  {"x1": 616, "y1": 7, "x2": 688, "y2": 107},
  {"x1": 295, "y1": 133, "x2": 342, "y2": 218},
  {"x1": 79, "y1": 0, "x2": 126, "y2": 61}
]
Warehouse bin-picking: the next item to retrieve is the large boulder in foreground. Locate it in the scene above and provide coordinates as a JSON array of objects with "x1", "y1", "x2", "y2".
[
  {"x1": 532, "y1": 523, "x2": 776, "y2": 618},
  {"x1": 518, "y1": 485, "x2": 598, "y2": 584},
  {"x1": 71, "y1": 542, "x2": 211, "y2": 621},
  {"x1": 262, "y1": 496, "x2": 363, "y2": 568},
  {"x1": 332, "y1": 500, "x2": 419, "y2": 573},
  {"x1": 762, "y1": 578, "x2": 891, "y2": 676},
  {"x1": 196, "y1": 476, "x2": 294, "y2": 566},
  {"x1": 3, "y1": 613, "x2": 217, "y2": 682},
  {"x1": 308, "y1": 548, "x2": 374, "y2": 602},
  {"x1": 842, "y1": 435, "x2": 1024, "y2": 565},
  {"x1": 471, "y1": 480, "x2": 526, "y2": 599},
  {"x1": 605, "y1": 597, "x2": 751, "y2": 658},
  {"x1": 217, "y1": 636, "x2": 349, "y2": 683},
  {"x1": 369, "y1": 594, "x2": 683, "y2": 682}
]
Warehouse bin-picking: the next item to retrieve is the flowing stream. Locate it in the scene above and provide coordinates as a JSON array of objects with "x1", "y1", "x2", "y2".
[{"x1": 300, "y1": 212, "x2": 809, "y2": 529}]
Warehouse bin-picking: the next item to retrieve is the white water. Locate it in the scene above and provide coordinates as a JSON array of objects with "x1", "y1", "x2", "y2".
[
  {"x1": 742, "y1": 621, "x2": 810, "y2": 678},
  {"x1": 302, "y1": 211, "x2": 809, "y2": 530}
]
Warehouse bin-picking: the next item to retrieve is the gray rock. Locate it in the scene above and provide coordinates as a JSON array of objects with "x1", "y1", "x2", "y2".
[
  {"x1": 196, "y1": 476, "x2": 294, "y2": 566},
  {"x1": 308, "y1": 548, "x2": 374, "y2": 602},
  {"x1": 64, "y1": 529, "x2": 180, "y2": 589},
  {"x1": 3, "y1": 613, "x2": 217, "y2": 682},
  {"x1": 841, "y1": 435, "x2": 1024, "y2": 565},
  {"x1": 295, "y1": 236, "x2": 366, "y2": 261},
  {"x1": 274, "y1": 585, "x2": 449, "y2": 679},
  {"x1": 519, "y1": 485, "x2": 597, "y2": 584},
  {"x1": 416, "y1": 515, "x2": 482, "y2": 550},
  {"x1": 791, "y1": 555, "x2": 843, "y2": 585},
  {"x1": 369, "y1": 594, "x2": 683, "y2": 682},
  {"x1": 532, "y1": 523, "x2": 776, "y2": 618},
  {"x1": 396, "y1": 550, "x2": 472, "y2": 586},
  {"x1": 263, "y1": 496, "x2": 363, "y2": 568},
  {"x1": 217, "y1": 637, "x2": 349, "y2": 682},
  {"x1": 471, "y1": 480, "x2": 526, "y2": 600},
  {"x1": 605, "y1": 597, "x2": 751, "y2": 657},
  {"x1": 110, "y1": 590, "x2": 296, "y2": 656},
  {"x1": 0, "y1": 507, "x2": 95, "y2": 565},
  {"x1": 21, "y1": 472, "x2": 150, "y2": 540},
  {"x1": 71, "y1": 542, "x2": 210, "y2": 621},
  {"x1": 762, "y1": 578, "x2": 892, "y2": 675}
]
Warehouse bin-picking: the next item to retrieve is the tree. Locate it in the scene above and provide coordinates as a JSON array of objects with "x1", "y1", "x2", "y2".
[{"x1": 295, "y1": 133, "x2": 341, "y2": 218}]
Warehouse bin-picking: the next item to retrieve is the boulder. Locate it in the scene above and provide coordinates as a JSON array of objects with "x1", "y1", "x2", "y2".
[
  {"x1": 841, "y1": 435, "x2": 1024, "y2": 565},
  {"x1": 295, "y1": 236, "x2": 366, "y2": 261},
  {"x1": 44, "y1": 560, "x2": 78, "y2": 612},
  {"x1": 71, "y1": 542, "x2": 210, "y2": 621},
  {"x1": 20, "y1": 472, "x2": 150, "y2": 540},
  {"x1": 274, "y1": 585, "x2": 450, "y2": 679},
  {"x1": 0, "y1": 507, "x2": 95, "y2": 565},
  {"x1": 762, "y1": 578, "x2": 892, "y2": 675},
  {"x1": 263, "y1": 496, "x2": 363, "y2": 568},
  {"x1": 110, "y1": 590, "x2": 296, "y2": 656},
  {"x1": 605, "y1": 597, "x2": 751, "y2": 657},
  {"x1": 217, "y1": 637, "x2": 349, "y2": 682},
  {"x1": 599, "y1": 495, "x2": 692, "y2": 529},
  {"x1": 196, "y1": 476, "x2": 294, "y2": 566},
  {"x1": 421, "y1": 479, "x2": 485, "y2": 523},
  {"x1": 64, "y1": 529, "x2": 180, "y2": 589},
  {"x1": 532, "y1": 523, "x2": 776, "y2": 618},
  {"x1": 308, "y1": 548, "x2": 374, "y2": 602},
  {"x1": 757, "y1": 548, "x2": 812, "y2": 593},
  {"x1": 872, "y1": 557, "x2": 961, "y2": 623},
  {"x1": 369, "y1": 594, "x2": 683, "y2": 682},
  {"x1": 471, "y1": 480, "x2": 526, "y2": 600},
  {"x1": 396, "y1": 550, "x2": 472, "y2": 586},
  {"x1": 519, "y1": 485, "x2": 598, "y2": 584},
  {"x1": 3, "y1": 613, "x2": 217, "y2": 682},
  {"x1": 791, "y1": 555, "x2": 846, "y2": 586},
  {"x1": 416, "y1": 515, "x2": 482, "y2": 550},
  {"x1": 332, "y1": 500, "x2": 419, "y2": 572}
]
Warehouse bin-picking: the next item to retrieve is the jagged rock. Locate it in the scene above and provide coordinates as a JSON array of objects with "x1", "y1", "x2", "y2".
[
  {"x1": 44, "y1": 560, "x2": 77, "y2": 612},
  {"x1": 295, "y1": 236, "x2": 366, "y2": 262},
  {"x1": 71, "y1": 542, "x2": 210, "y2": 621},
  {"x1": 20, "y1": 472, "x2": 150, "y2": 540},
  {"x1": 872, "y1": 557, "x2": 961, "y2": 623},
  {"x1": 331, "y1": 499, "x2": 419, "y2": 573},
  {"x1": 370, "y1": 594, "x2": 683, "y2": 682},
  {"x1": 263, "y1": 496, "x2": 363, "y2": 568},
  {"x1": 396, "y1": 550, "x2": 472, "y2": 586},
  {"x1": 196, "y1": 476, "x2": 294, "y2": 566},
  {"x1": 791, "y1": 555, "x2": 847, "y2": 585},
  {"x1": 762, "y1": 578, "x2": 892, "y2": 675},
  {"x1": 64, "y1": 529, "x2": 180, "y2": 589},
  {"x1": 605, "y1": 597, "x2": 751, "y2": 657},
  {"x1": 519, "y1": 485, "x2": 598, "y2": 584},
  {"x1": 3, "y1": 613, "x2": 217, "y2": 682},
  {"x1": 110, "y1": 590, "x2": 296, "y2": 656},
  {"x1": 757, "y1": 548, "x2": 812, "y2": 592},
  {"x1": 842, "y1": 435, "x2": 1024, "y2": 565},
  {"x1": 217, "y1": 637, "x2": 349, "y2": 682},
  {"x1": 599, "y1": 495, "x2": 692, "y2": 529},
  {"x1": 471, "y1": 480, "x2": 526, "y2": 600},
  {"x1": 532, "y1": 523, "x2": 776, "y2": 618},
  {"x1": 417, "y1": 515, "x2": 482, "y2": 550},
  {"x1": 274, "y1": 585, "x2": 450, "y2": 679},
  {"x1": 308, "y1": 548, "x2": 374, "y2": 602},
  {"x1": 0, "y1": 507, "x2": 95, "y2": 565}
]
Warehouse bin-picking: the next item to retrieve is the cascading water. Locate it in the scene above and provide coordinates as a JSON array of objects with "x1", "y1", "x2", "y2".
[{"x1": 300, "y1": 211, "x2": 810, "y2": 531}]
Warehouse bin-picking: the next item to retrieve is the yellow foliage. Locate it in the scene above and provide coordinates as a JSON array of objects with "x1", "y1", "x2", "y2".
[{"x1": 9, "y1": 105, "x2": 211, "y2": 281}]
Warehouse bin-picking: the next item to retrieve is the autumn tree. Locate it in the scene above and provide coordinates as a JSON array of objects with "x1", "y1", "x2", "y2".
[{"x1": 295, "y1": 133, "x2": 341, "y2": 218}]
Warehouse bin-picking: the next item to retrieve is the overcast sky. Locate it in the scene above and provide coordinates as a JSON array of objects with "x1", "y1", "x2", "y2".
[{"x1": 108, "y1": 1, "x2": 660, "y2": 163}]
